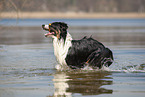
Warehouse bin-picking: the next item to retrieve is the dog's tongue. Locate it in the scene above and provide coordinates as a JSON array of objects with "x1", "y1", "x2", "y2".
[
  {"x1": 45, "y1": 33, "x2": 51, "y2": 36},
  {"x1": 45, "y1": 33, "x2": 52, "y2": 37},
  {"x1": 45, "y1": 32, "x2": 55, "y2": 37}
]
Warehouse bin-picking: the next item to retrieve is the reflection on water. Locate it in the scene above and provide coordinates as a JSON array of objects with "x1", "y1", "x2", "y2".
[
  {"x1": 53, "y1": 71, "x2": 113, "y2": 96},
  {"x1": 0, "y1": 19, "x2": 145, "y2": 97}
]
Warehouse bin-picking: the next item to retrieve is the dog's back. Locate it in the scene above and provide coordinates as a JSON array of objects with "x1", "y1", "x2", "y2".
[{"x1": 65, "y1": 37, "x2": 113, "y2": 69}]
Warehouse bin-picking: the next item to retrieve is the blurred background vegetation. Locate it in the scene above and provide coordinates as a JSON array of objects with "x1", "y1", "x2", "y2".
[{"x1": 0, "y1": 0, "x2": 145, "y2": 13}]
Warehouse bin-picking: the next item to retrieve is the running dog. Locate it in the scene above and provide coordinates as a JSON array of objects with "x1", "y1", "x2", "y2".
[{"x1": 42, "y1": 22, "x2": 113, "y2": 70}]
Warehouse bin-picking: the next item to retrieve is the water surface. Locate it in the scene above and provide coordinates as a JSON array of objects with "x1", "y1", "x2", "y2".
[{"x1": 0, "y1": 19, "x2": 145, "y2": 97}]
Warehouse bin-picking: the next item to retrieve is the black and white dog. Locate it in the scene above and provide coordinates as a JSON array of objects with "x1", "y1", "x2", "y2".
[{"x1": 42, "y1": 22, "x2": 113, "y2": 70}]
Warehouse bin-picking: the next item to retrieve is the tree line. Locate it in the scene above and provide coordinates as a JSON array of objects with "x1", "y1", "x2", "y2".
[{"x1": 1, "y1": 0, "x2": 145, "y2": 13}]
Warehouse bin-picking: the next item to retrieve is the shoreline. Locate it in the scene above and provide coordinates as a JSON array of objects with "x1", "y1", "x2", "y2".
[{"x1": 1, "y1": 12, "x2": 145, "y2": 19}]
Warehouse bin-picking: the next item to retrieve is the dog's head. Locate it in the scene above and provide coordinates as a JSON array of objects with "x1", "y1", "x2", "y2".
[{"x1": 42, "y1": 22, "x2": 68, "y2": 40}]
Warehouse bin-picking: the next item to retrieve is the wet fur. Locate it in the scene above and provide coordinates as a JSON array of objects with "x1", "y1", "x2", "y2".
[{"x1": 42, "y1": 22, "x2": 113, "y2": 69}]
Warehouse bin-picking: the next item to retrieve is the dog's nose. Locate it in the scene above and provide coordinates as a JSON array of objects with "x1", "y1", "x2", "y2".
[{"x1": 42, "y1": 24, "x2": 45, "y2": 28}]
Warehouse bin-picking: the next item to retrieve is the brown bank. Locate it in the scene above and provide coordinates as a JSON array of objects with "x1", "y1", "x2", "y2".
[{"x1": 1, "y1": 12, "x2": 145, "y2": 19}]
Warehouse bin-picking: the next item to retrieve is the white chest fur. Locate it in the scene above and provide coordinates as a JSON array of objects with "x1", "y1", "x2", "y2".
[{"x1": 53, "y1": 33, "x2": 72, "y2": 69}]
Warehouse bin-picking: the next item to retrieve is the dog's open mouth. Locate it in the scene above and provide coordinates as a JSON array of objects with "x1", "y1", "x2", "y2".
[
  {"x1": 42, "y1": 24, "x2": 55, "y2": 37},
  {"x1": 44, "y1": 32, "x2": 55, "y2": 37}
]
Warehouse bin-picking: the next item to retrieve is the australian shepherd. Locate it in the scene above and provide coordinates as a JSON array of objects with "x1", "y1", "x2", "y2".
[{"x1": 42, "y1": 22, "x2": 113, "y2": 70}]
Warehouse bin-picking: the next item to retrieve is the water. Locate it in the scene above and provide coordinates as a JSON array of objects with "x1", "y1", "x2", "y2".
[
  {"x1": 0, "y1": 19, "x2": 145, "y2": 97},
  {"x1": 1, "y1": 18, "x2": 145, "y2": 27}
]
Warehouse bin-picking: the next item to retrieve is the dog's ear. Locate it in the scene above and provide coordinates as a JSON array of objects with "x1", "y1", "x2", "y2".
[
  {"x1": 59, "y1": 22, "x2": 68, "y2": 41},
  {"x1": 60, "y1": 22, "x2": 68, "y2": 32}
]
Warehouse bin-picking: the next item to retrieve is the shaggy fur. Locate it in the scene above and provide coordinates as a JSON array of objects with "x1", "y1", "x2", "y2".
[{"x1": 42, "y1": 22, "x2": 113, "y2": 69}]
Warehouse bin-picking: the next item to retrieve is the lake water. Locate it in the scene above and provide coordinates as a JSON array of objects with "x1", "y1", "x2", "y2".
[{"x1": 0, "y1": 19, "x2": 145, "y2": 97}]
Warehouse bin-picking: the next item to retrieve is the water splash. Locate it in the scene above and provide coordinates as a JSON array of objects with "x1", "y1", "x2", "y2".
[
  {"x1": 108, "y1": 64, "x2": 145, "y2": 73},
  {"x1": 55, "y1": 63, "x2": 145, "y2": 73}
]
